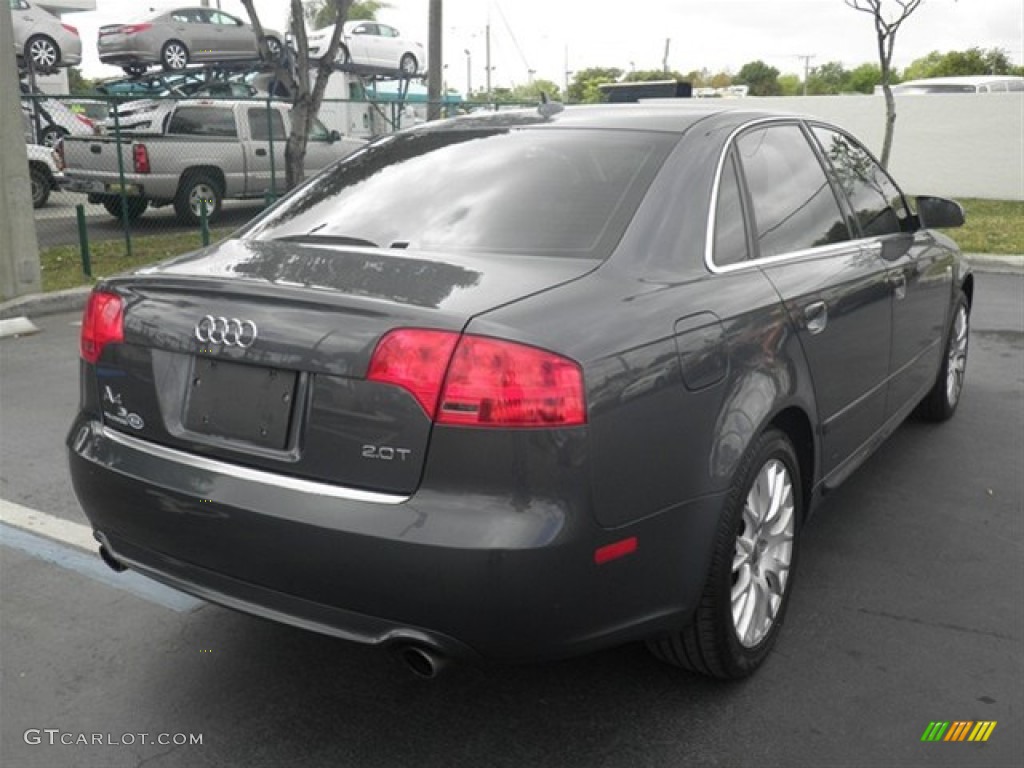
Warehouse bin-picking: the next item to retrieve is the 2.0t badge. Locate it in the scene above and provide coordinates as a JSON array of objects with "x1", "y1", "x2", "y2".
[{"x1": 194, "y1": 315, "x2": 258, "y2": 348}]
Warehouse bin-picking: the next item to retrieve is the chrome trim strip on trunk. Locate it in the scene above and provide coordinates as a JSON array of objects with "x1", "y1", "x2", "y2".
[{"x1": 99, "y1": 425, "x2": 409, "y2": 505}]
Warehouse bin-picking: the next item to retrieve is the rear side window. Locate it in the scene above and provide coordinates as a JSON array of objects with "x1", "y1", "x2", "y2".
[
  {"x1": 244, "y1": 128, "x2": 677, "y2": 260},
  {"x1": 168, "y1": 107, "x2": 237, "y2": 137},
  {"x1": 248, "y1": 108, "x2": 286, "y2": 141},
  {"x1": 735, "y1": 124, "x2": 850, "y2": 258},
  {"x1": 812, "y1": 126, "x2": 909, "y2": 238},
  {"x1": 713, "y1": 150, "x2": 750, "y2": 266}
]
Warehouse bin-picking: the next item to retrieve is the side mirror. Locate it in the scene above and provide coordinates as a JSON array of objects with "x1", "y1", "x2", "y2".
[
  {"x1": 916, "y1": 196, "x2": 965, "y2": 229},
  {"x1": 328, "y1": 129, "x2": 341, "y2": 144}
]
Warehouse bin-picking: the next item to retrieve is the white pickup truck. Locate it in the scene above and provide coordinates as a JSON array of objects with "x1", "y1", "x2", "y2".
[{"x1": 61, "y1": 99, "x2": 365, "y2": 224}]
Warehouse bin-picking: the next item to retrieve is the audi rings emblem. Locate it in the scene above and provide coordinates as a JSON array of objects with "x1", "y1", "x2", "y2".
[{"x1": 194, "y1": 315, "x2": 258, "y2": 348}]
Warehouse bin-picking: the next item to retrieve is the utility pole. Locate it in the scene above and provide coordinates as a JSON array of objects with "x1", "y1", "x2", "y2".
[
  {"x1": 427, "y1": 0, "x2": 442, "y2": 120},
  {"x1": 662, "y1": 38, "x2": 671, "y2": 74},
  {"x1": 464, "y1": 48, "x2": 471, "y2": 98},
  {"x1": 485, "y1": 23, "x2": 491, "y2": 99},
  {"x1": 796, "y1": 53, "x2": 816, "y2": 96},
  {"x1": 0, "y1": 0, "x2": 41, "y2": 299},
  {"x1": 563, "y1": 44, "x2": 570, "y2": 102}
]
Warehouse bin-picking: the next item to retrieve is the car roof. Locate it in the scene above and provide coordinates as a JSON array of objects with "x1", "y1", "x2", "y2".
[
  {"x1": 417, "y1": 103, "x2": 808, "y2": 135},
  {"x1": 897, "y1": 75, "x2": 1024, "y2": 87}
]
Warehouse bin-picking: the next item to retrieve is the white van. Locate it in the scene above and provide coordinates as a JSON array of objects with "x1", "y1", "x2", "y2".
[{"x1": 888, "y1": 75, "x2": 1024, "y2": 94}]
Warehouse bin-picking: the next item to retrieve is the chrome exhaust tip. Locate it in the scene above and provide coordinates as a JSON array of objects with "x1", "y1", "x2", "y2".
[
  {"x1": 397, "y1": 645, "x2": 448, "y2": 679},
  {"x1": 98, "y1": 544, "x2": 127, "y2": 573}
]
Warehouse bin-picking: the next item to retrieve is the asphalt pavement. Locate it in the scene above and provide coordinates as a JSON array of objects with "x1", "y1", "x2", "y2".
[{"x1": 1, "y1": 273, "x2": 1021, "y2": 768}]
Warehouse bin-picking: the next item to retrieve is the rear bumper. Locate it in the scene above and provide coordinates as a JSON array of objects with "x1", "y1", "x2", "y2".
[{"x1": 68, "y1": 416, "x2": 724, "y2": 662}]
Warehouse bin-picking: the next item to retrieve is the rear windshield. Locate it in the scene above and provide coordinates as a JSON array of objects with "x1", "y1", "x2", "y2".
[{"x1": 244, "y1": 127, "x2": 677, "y2": 259}]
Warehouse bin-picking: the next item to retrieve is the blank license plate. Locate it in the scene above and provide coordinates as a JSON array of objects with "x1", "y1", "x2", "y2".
[{"x1": 184, "y1": 358, "x2": 297, "y2": 450}]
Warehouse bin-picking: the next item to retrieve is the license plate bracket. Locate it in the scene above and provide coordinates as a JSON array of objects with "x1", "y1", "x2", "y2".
[{"x1": 184, "y1": 358, "x2": 297, "y2": 450}]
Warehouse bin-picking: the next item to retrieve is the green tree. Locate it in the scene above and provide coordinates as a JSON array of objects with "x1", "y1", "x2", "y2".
[
  {"x1": 904, "y1": 47, "x2": 1017, "y2": 78},
  {"x1": 846, "y1": 62, "x2": 884, "y2": 92},
  {"x1": 494, "y1": 79, "x2": 562, "y2": 103},
  {"x1": 622, "y1": 69, "x2": 685, "y2": 82},
  {"x1": 734, "y1": 60, "x2": 781, "y2": 95},
  {"x1": 67, "y1": 67, "x2": 95, "y2": 95},
  {"x1": 567, "y1": 67, "x2": 623, "y2": 103},
  {"x1": 305, "y1": 0, "x2": 387, "y2": 30},
  {"x1": 778, "y1": 73, "x2": 802, "y2": 96},
  {"x1": 708, "y1": 71, "x2": 733, "y2": 89},
  {"x1": 805, "y1": 60, "x2": 850, "y2": 94}
]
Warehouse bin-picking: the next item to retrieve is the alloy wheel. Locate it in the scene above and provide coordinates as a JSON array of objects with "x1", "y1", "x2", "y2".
[
  {"x1": 946, "y1": 304, "x2": 969, "y2": 407},
  {"x1": 731, "y1": 458, "x2": 795, "y2": 648},
  {"x1": 29, "y1": 37, "x2": 58, "y2": 68}
]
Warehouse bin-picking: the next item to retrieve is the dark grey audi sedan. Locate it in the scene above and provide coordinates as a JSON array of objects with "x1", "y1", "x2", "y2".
[{"x1": 68, "y1": 104, "x2": 971, "y2": 679}]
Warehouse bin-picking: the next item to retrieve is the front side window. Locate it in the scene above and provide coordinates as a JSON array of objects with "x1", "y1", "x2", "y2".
[
  {"x1": 244, "y1": 127, "x2": 676, "y2": 260},
  {"x1": 812, "y1": 126, "x2": 908, "y2": 238},
  {"x1": 168, "y1": 107, "x2": 238, "y2": 137},
  {"x1": 735, "y1": 124, "x2": 850, "y2": 259}
]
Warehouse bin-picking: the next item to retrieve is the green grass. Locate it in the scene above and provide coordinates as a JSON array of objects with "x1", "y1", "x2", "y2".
[
  {"x1": 37, "y1": 198, "x2": 1022, "y2": 293},
  {"x1": 954, "y1": 199, "x2": 1024, "y2": 255},
  {"x1": 41, "y1": 228, "x2": 232, "y2": 292}
]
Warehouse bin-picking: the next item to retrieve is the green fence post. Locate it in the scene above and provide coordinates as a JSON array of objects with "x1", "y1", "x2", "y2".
[
  {"x1": 199, "y1": 199, "x2": 209, "y2": 247},
  {"x1": 110, "y1": 98, "x2": 132, "y2": 257},
  {"x1": 76, "y1": 204, "x2": 91, "y2": 277}
]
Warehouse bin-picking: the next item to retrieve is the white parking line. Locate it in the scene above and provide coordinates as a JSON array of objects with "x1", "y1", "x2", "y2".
[
  {"x1": 0, "y1": 498, "x2": 203, "y2": 613},
  {"x1": 0, "y1": 497, "x2": 96, "y2": 550}
]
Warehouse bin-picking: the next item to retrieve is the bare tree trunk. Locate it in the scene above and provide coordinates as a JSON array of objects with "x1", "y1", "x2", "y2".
[
  {"x1": 845, "y1": 0, "x2": 924, "y2": 169},
  {"x1": 241, "y1": 0, "x2": 352, "y2": 190}
]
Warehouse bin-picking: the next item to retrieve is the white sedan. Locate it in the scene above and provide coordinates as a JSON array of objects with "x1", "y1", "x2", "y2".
[{"x1": 307, "y1": 20, "x2": 424, "y2": 75}]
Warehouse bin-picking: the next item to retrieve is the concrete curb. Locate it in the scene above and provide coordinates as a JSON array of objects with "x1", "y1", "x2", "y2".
[{"x1": 1, "y1": 254, "x2": 1020, "y2": 321}]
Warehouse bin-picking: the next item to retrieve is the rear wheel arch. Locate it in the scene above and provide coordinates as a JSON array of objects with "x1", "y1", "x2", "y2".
[
  {"x1": 769, "y1": 407, "x2": 815, "y2": 521},
  {"x1": 960, "y1": 273, "x2": 974, "y2": 311}
]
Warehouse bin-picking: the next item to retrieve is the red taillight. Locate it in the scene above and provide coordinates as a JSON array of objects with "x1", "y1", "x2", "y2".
[
  {"x1": 75, "y1": 114, "x2": 95, "y2": 130},
  {"x1": 121, "y1": 23, "x2": 152, "y2": 35},
  {"x1": 367, "y1": 329, "x2": 460, "y2": 417},
  {"x1": 80, "y1": 291, "x2": 124, "y2": 363},
  {"x1": 61, "y1": 23, "x2": 79, "y2": 36},
  {"x1": 594, "y1": 537, "x2": 638, "y2": 565},
  {"x1": 366, "y1": 329, "x2": 586, "y2": 427},
  {"x1": 439, "y1": 336, "x2": 586, "y2": 426},
  {"x1": 133, "y1": 143, "x2": 150, "y2": 173}
]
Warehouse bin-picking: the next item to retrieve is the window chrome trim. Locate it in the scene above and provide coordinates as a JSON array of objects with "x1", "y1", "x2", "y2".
[
  {"x1": 704, "y1": 116, "x2": 866, "y2": 275},
  {"x1": 100, "y1": 426, "x2": 409, "y2": 506}
]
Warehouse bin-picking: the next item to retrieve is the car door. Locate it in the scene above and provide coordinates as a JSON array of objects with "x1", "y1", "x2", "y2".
[
  {"x1": 374, "y1": 24, "x2": 403, "y2": 68},
  {"x1": 728, "y1": 121, "x2": 894, "y2": 483},
  {"x1": 169, "y1": 9, "x2": 212, "y2": 61},
  {"x1": 245, "y1": 106, "x2": 287, "y2": 196},
  {"x1": 346, "y1": 22, "x2": 376, "y2": 65},
  {"x1": 209, "y1": 11, "x2": 251, "y2": 57},
  {"x1": 809, "y1": 125, "x2": 953, "y2": 419},
  {"x1": 301, "y1": 116, "x2": 340, "y2": 172}
]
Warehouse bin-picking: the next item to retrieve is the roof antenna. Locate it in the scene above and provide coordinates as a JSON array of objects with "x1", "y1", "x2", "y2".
[{"x1": 537, "y1": 91, "x2": 564, "y2": 118}]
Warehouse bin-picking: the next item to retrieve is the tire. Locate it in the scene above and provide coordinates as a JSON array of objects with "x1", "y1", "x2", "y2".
[
  {"x1": 174, "y1": 173, "x2": 222, "y2": 225},
  {"x1": 336, "y1": 44, "x2": 351, "y2": 65},
  {"x1": 916, "y1": 292, "x2": 970, "y2": 422},
  {"x1": 26, "y1": 35, "x2": 60, "y2": 70},
  {"x1": 399, "y1": 53, "x2": 418, "y2": 75},
  {"x1": 29, "y1": 165, "x2": 51, "y2": 209},
  {"x1": 161, "y1": 40, "x2": 189, "y2": 71},
  {"x1": 262, "y1": 36, "x2": 282, "y2": 62},
  {"x1": 39, "y1": 126, "x2": 67, "y2": 148},
  {"x1": 101, "y1": 197, "x2": 149, "y2": 221},
  {"x1": 648, "y1": 428, "x2": 801, "y2": 679}
]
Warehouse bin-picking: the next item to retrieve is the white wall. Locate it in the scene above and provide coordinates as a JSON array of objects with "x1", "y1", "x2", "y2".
[{"x1": 693, "y1": 93, "x2": 1024, "y2": 201}]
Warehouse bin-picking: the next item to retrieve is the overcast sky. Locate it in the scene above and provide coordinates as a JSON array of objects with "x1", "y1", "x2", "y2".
[{"x1": 68, "y1": 0, "x2": 1024, "y2": 90}]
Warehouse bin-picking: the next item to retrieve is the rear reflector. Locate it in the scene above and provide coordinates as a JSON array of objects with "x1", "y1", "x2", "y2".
[
  {"x1": 80, "y1": 291, "x2": 124, "y2": 363},
  {"x1": 367, "y1": 330, "x2": 586, "y2": 427},
  {"x1": 594, "y1": 537, "x2": 638, "y2": 565}
]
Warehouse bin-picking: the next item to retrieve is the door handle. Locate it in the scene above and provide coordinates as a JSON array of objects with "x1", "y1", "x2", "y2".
[
  {"x1": 255, "y1": 148, "x2": 267, "y2": 156},
  {"x1": 889, "y1": 272, "x2": 907, "y2": 300},
  {"x1": 803, "y1": 301, "x2": 828, "y2": 335}
]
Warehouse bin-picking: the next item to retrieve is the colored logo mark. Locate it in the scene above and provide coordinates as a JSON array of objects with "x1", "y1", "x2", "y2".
[{"x1": 921, "y1": 721, "x2": 997, "y2": 742}]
